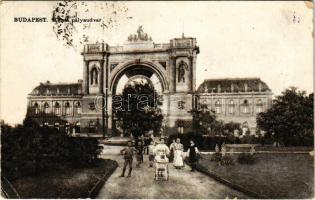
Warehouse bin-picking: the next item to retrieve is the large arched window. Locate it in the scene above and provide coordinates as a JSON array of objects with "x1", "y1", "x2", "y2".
[
  {"x1": 65, "y1": 102, "x2": 70, "y2": 115},
  {"x1": 90, "y1": 67, "x2": 98, "y2": 85},
  {"x1": 33, "y1": 102, "x2": 39, "y2": 114},
  {"x1": 54, "y1": 102, "x2": 60, "y2": 115},
  {"x1": 242, "y1": 99, "x2": 249, "y2": 114},
  {"x1": 44, "y1": 102, "x2": 49, "y2": 114},
  {"x1": 228, "y1": 100, "x2": 235, "y2": 114},
  {"x1": 256, "y1": 99, "x2": 263, "y2": 113},
  {"x1": 215, "y1": 100, "x2": 222, "y2": 114},
  {"x1": 74, "y1": 102, "x2": 81, "y2": 115}
]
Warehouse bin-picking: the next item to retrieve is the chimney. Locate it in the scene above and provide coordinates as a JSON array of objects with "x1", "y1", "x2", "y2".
[
  {"x1": 258, "y1": 82, "x2": 262, "y2": 92},
  {"x1": 204, "y1": 84, "x2": 208, "y2": 93},
  {"x1": 217, "y1": 84, "x2": 221, "y2": 93}
]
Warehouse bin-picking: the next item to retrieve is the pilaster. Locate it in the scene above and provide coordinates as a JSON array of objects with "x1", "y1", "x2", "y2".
[{"x1": 83, "y1": 60, "x2": 89, "y2": 95}]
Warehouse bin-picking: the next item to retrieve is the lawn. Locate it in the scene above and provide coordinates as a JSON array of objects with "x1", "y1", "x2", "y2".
[
  {"x1": 255, "y1": 146, "x2": 314, "y2": 152},
  {"x1": 6, "y1": 159, "x2": 117, "y2": 198},
  {"x1": 198, "y1": 153, "x2": 314, "y2": 199}
]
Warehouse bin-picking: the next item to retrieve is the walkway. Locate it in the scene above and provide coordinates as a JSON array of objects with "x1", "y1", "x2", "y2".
[{"x1": 97, "y1": 145, "x2": 250, "y2": 199}]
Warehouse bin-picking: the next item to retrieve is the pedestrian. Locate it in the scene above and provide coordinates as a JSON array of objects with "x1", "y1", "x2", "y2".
[
  {"x1": 136, "y1": 140, "x2": 144, "y2": 167},
  {"x1": 120, "y1": 141, "x2": 138, "y2": 177},
  {"x1": 187, "y1": 140, "x2": 200, "y2": 172},
  {"x1": 148, "y1": 140, "x2": 155, "y2": 167},
  {"x1": 169, "y1": 139, "x2": 176, "y2": 162},
  {"x1": 140, "y1": 134, "x2": 146, "y2": 157},
  {"x1": 173, "y1": 138, "x2": 184, "y2": 169},
  {"x1": 143, "y1": 133, "x2": 151, "y2": 155}
]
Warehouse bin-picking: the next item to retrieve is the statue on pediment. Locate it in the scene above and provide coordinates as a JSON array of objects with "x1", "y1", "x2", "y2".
[
  {"x1": 127, "y1": 26, "x2": 152, "y2": 42},
  {"x1": 137, "y1": 26, "x2": 145, "y2": 39}
]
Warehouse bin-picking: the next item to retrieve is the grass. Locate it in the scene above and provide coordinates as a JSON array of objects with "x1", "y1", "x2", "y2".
[
  {"x1": 255, "y1": 146, "x2": 314, "y2": 152},
  {"x1": 8, "y1": 159, "x2": 117, "y2": 198},
  {"x1": 198, "y1": 152, "x2": 314, "y2": 199}
]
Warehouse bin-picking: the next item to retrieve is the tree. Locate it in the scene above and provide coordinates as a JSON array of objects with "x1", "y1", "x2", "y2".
[
  {"x1": 114, "y1": 82, "x2": 163, "y2": 139},
  {"x1": 190, "y1": 102, "x2": 219, "y2": 135},
  {"x1": 257, "y1": 87, "x2": 314, "y2": 146},
  {"x1": 223, "y1": 121, "x2": 241, "y2": 135}
]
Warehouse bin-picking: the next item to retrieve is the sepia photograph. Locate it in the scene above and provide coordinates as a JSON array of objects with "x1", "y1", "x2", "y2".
[{"x1": 0, "y1": 1, "x2": 314, "y2": 199}]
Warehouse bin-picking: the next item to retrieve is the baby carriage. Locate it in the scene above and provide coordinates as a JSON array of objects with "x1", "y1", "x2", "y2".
[{"x1": 154, "y1": 152, "x2": 169, "y2": 181}]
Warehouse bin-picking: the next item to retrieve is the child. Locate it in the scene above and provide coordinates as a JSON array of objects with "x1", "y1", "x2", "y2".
[
  {"x1": 187, "y1": 140, "x2": 200, "y2": 172},
  {"x1": 136, "y1": 140, "x2": 143, "y2": 167},
  {"x1": 120, "y1": 141, "x2": 138, "y2": 177},
  {"x1": 148, "y1": 140, "x2": 155, "y2": 167}
]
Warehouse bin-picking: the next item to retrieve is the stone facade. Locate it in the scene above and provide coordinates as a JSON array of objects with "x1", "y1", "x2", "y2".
[
  {"x1": 27, "y1": 27, "x2": 273, "y2": 135},
  {"x1": 197, "y1": 78, "x2": 273, "y2": 133},
  {"x1": 27, "y1": 80, "x2": 83, "y2": 133},
  {"x1": 79, "y1": 27, "x2": 199, "y2": 135}
]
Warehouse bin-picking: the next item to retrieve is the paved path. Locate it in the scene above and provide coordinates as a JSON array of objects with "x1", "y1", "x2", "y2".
[{"x1": 97, "y1": 145, "x2": 250, "y2": 199}]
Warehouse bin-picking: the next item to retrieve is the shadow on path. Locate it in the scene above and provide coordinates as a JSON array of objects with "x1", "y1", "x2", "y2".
[{"x1": 97, "y1": 145, "x2": 250, "y2": 199}]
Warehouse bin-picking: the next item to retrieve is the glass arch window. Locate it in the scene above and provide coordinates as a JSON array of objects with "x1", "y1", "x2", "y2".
[
  {"x1": 75, "y1": 102, "x2": 81, "y2": 115},
  {"x1": 33, "y1": 102, "x2": 39, "y2": 114},
  {"x1": 215, "y1": 100, "x2": 222, "y2": 113},
  {"x1": 65, "y1": 102, "x2": 71, "y2": 115},
  {"x1": 54, "y1": 102, "x2": 61, "y2": 115},
  {"x1": 228, "y1": 100, "x2": 235, "y2": 114},
  {"x1": 256, "y1": 99, "x2": 263, "y2": 113},
  {"x1": 44, "y1": 102, "x2": 49, "y2": 114},
  {"x1": 242, "y1": 99, "x2": 249, "y2": 114}
]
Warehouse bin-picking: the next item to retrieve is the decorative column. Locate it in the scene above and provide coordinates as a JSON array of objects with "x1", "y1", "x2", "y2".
[
  {"x1": 169, "y1": 56, "x2": 176, "y2": 92},
  {"x1": 72, "y1": 101, "x2": 75, "y2": 116},
  {"x1": 99, "y1": 59, "x2": 104, "y2": 94},
  {"x1": 192, "y1": 50, "x2": 197, "y2": 92},
  {"x1": 51, "y1": 100, "x2": 53, "y2": 115},
  {"x1": 83, "y1": 59, "x2": 89, "y2": 94}
]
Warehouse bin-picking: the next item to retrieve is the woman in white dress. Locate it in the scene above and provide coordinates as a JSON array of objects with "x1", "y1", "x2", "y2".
[{"x1": 173, "y1": 138, "x2": 184, "y2": 169}]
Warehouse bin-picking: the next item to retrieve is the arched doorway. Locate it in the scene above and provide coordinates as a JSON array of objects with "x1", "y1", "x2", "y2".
[
  {"x1": 110, "y1": 63, "x2": 167, "y2": 95},
  {"x1": 110, "y1": 63, "x2": 167, "y2": 137}
]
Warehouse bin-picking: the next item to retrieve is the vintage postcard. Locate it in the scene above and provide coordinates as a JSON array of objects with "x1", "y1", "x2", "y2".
[{"x1": 0, "y1": 1, "x2": 313, "y2": 199}]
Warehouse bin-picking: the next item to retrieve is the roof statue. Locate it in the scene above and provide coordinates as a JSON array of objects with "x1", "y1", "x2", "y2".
[{"x1": 128, "y1": 26, "x2": 152, "y2": 42}]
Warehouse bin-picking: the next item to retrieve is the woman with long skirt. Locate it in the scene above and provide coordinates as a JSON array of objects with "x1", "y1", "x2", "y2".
[{"x1": 173, "y1": 138, "x2": 184, "y2": 169}]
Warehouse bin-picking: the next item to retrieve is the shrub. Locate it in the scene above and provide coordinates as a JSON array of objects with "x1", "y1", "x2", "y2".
[
  {"x1": 1, "y1": 126, "x2": 102, "y2": 180},
  {"x1": 168, "y1": 133, "x2": 227, "y2": 151},
  {"x1": 237, "y1": 153, "x2": 255, "y2": 164},
  {"x1": 210, "y1": 152, "x2": 222, "y2": 162},
  {"x1": 167, "y1": 132, "x2": 204, "y2": 151},
  {"x1": 220, "y1": 155, "x2": 234, "y2": 165}
]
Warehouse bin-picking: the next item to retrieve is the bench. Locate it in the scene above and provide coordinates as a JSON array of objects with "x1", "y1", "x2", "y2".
[{"x1": 224, "y1": 144, "x2": 260, "y2": 154}]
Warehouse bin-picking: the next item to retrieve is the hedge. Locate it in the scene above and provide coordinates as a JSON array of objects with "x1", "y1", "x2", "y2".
[
  {"x1": 1, "y1": 126, "x2": 102, "y2": 180},
  {"x1": 167, "y1": 132, "x2": 270, "y2": 151}
]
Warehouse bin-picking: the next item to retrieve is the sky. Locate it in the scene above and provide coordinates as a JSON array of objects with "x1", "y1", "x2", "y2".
[{"x1": 0, "y1": 1, "x2": 313, "y2": 125}]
